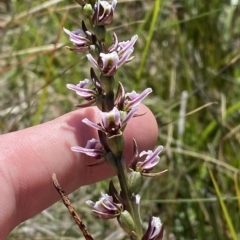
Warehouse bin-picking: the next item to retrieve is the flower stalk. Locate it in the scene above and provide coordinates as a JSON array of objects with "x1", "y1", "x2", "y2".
[{"x1": 115, "y1": 153, "x2": 143, "y2": 238}]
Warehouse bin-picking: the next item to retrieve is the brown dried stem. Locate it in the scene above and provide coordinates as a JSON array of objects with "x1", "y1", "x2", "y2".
[{"x1": 52, "y1": 173, "x2": 94, "y2": 240}]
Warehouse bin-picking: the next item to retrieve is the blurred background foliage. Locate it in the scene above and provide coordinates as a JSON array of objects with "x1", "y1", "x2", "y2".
[{"x1": 1, "y1": 0, "x2": 240, "y2": 239}]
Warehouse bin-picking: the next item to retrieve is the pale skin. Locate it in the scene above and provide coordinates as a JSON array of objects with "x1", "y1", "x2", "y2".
[{"x1": 0, "y1": 104, "x2": 158, "y2": 239}]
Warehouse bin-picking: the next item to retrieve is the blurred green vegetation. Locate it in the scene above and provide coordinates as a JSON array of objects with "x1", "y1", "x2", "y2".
[{"x1": 1, "y1": 0, "x2": 240, "y2": 239}]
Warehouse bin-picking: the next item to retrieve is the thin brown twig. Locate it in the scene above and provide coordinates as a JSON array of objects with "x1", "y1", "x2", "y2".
[{"x1": 52, "y1": 173, "x2": 94, "y2": 240}]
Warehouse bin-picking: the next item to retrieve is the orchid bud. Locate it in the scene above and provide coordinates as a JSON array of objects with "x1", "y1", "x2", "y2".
[
  {"x1": 83, "y1": 3, "x2": 94, "y2": 17},
  {"x1": 117, "y1": 210, "x2": 136, "y2": 236},
  {"x1": 127, "y1": 170, "x2": 143, "y2": 194}
]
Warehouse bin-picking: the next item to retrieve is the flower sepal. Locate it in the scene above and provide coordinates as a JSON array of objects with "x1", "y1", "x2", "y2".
[
  {"x1": 141, "y1": 169, "x2": 168, "y2": 177},
  {"x1": 108, "y1": 180, "x2": 123, "y2": 204}
]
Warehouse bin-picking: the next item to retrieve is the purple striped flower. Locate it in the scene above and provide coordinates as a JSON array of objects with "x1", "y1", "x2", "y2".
[
  {"x1": 129, "y1": 145, "x2": 167, "y2": 177},
  {"x1": 71, "y1": 138, "x2": 105, "y2": 159},
  {"x1": 82, "y1": 106, "x2": 138, "y2": 136},
  {"x1": 124, "y1": 88, "x2": 152, "y2": 111},
  {"x1": 93, "y1": 0, "x2": 117, "y2": 26},
  {"x1": 116, "y1": 35, "x2": 138, "y2": 60},
  {"x1": 137, "y1": 146, "x2": 163, "y2": 172},
  {"x1": 142, "y1": 216, "x2": 164, "y2": 240},
  {"x1": 86, "y1": 192, "x2": 123, "y2": 219},
  {"x1": 63, "y1": 20, "x2": 97, "y2": 53},
  {"x1": 67, "y1": 79, "x2": 93, "y2": 99},
  {"x1": 66, "y1": 69, "x2": 103, "y2": 107},
  {"x1": 87, "y1": 35, "x2": 138, "y2": 76}
]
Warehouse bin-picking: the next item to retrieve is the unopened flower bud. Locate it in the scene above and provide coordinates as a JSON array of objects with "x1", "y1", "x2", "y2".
[
  {"x1": 117, "y1": 210, "x2": 136, "y2": 236},
  {"x1": 127, "y1": 170, "x2": 143, "y2": 194},
  {"x1": 83, "y1": 3, "x2": 94, "y2": 17}
]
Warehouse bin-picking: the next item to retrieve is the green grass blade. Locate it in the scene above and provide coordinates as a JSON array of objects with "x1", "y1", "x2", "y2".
[
  {"x1": 200, "y1": 100, "x2": 240, "y2": 147},
  {"x1": 136, "y1": 0, "x2": 161, "y2": 82},
  {"x1": 208, "y1": 165, "x2": 238, "y2": 240}
]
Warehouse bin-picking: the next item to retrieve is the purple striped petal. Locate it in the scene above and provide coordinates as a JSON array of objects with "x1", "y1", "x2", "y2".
[
  {"x1": 82, "y1": 118, "x2": 104, "y2": 132},
  {"x1": 87, "y1": 54, "x2": 98, "y2": 68}
]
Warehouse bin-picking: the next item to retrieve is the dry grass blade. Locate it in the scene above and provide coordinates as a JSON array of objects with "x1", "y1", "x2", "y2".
[
  {"x1": 169, "y1": 147, "x2": 239, "y2": 174},
  {"x1": 0, "y1": 43, "x2": 64, "y2": 59},
  {"x1": 0, "y1": 0, "x2": 65, "y2": 28}
]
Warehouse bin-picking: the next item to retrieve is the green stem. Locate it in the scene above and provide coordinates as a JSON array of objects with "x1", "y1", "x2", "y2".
[{"x1": 115, "y1": 154, "x2": 143, "y2": 239}]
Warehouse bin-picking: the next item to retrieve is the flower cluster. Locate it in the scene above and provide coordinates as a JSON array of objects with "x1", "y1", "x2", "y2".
[{"x1": 64, "y1": 0, "x2": 166, "y2": 239}]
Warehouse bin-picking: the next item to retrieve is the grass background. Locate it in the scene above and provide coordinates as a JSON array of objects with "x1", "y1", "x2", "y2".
[{"x1": 1, "y1": 0, "x2": 240, "y2": 239}]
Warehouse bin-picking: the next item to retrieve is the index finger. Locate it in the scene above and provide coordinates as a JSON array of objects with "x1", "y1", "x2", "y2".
[{"x1": 0, "y1": 104, "x2": 158, "y2": 237}]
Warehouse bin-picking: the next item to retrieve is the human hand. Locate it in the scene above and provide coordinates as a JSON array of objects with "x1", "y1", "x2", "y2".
[{"x1": 0, "y1": 104, "x2": 158, "y2": 239}]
